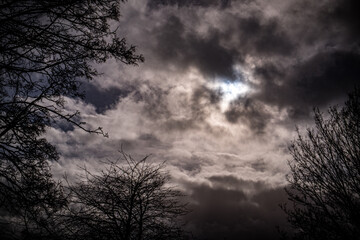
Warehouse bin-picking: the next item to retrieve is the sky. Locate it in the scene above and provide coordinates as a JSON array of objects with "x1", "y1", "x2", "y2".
[{"x1": 47, "y1": 0, "x2": 360, "y2": 239}]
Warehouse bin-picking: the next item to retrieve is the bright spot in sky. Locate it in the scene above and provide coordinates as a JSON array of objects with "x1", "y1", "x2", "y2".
[
  {"x1": 213, "y1": 80, "x2": 249, "y2": 111},
  {"x1": 219, "y1": 81, "x2": 249, "y2": 101}
]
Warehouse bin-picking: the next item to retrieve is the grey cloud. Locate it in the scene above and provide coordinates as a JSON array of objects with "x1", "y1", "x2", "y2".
[
  {"x1": 235, "y1": 16, "x2": 295, "y2": 57},
  {"x1": 192, "y1": 86, "x2": 222, "y2": 105},
  {"x1": 120, "y1": 133, "x2": 171, "y2": 152},
  {"x1": 255, "y1": 50, "x2": 360, "y2": 118},
  {"x1": 140, "y1": 0, "x2": 360, "y2": 125},
  {"x1": 57, "y1": 132, "x2": 171, "y2": 168},
  {"x1": 58, "y1": 135, "x2": 114, "y2": 161},
  {"x1": 154, "y1": 15, "x2": 240, "y2": 80},
  {"x1": 191, "y1": 86, "x2": 222, "y2": 118},
  {"x1": 250, "y1": 158, "x2": 267, "y2": 172},
  {"x1": 152, "y1": 10, "x2": 295, "y2": 79},
  {"x1": 147, "y1": 0, "x2": 231, "y2": 9},
  {"x1": 281, "y1": 0, "x2": 360, "y2": 49},
  {"x1": 163, "y1": 86, "x2": 222, "y2": 132},
  {"x1": 172, "y1": 155, "x2": 208, "y2": 175},
  {"x1": 325, "y1": 0, "x2": 360, "y2": 39},
  {"x1": 147, "y1": 0, "x2": 359, "y2": 114},
  {"x1": 225, "y1": 98, "x2": 271, "y2": 133},
  {"x1": 177, "y1": 161, "x2": 203, "y2": 175},
  {"x1": 208, "y1": 175, "x2": 268, "y2": 193},
  {"x1": 131, "y1": 84, "x2": 172, "y2": 120},
  {"x1": 50, "y1": 1, "x2": 360, "y2": 239},
  {"x1": 138, "y1": 133, "x2": 161, "y2": 142},
  {"x1": 163, "y1": 119, "x2": 197, "y2": 132},
  {"x1": 184, "y1": 178, "x2": 291, "y2": 240}
]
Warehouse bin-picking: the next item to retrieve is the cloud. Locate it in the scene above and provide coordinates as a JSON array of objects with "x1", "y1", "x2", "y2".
[
  {"x1": 150, "y1": 9, "x2": 296, "y2": 80},
  {"x1": 133, "y1": 84, "x2": 172, "y2": 120},
  {"x1": 191, "y1": 86, "x2": 222, "y2": 118},
  {"x1": 147, "y1": 0, "x2": 231, "y2": 9},
  {"x1": 207, "y1": 175, "x2": 268, "y2": 194},
  {"x1": 234, "y1": 15, "x2": 295, "y2": 57},
  {"x1": 154, "y1": 15, "x2": 240, "y2": 80},
  {"x1": 183, "y1": 177, "x2": 292, "y2": 240},
  {"x1": 46, "y1": 0, "x2": 360, "y2": 239},
  {"x1": 224, "y1": 97, "x2": 272, "y2": 133},
  {"x1": 254, "y1": 50, "x2": 360, "y2": 118},
  {"x1": 324, "y1": 0, "x2": 360, "y2": 39}
]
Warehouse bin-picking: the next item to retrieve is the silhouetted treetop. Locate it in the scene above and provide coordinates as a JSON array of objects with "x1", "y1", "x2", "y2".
[
  {"x1": 65, "y1": 151, "x2": 189, "y2": 240},
  {"x1": 283, "y1": 88, "x2": 360, "y2": 240},
  {"x1": 1, "y1": 0, "x2": 143, "y2": 74}
]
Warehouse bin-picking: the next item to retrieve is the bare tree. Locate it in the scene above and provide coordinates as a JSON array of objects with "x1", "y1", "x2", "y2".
[
  {"x1": 0, "y1": 156, "x2": 67, "y2": 240},
  {"x1": 283, "y1": 89, "x2": 360, "y2": 240},
  {"x1": 0, "y1": 0, "x2": 143, "y2": 238},
  {"x1": 0, "y1": 0, "x2": 143, "y2": 137},
  {"x1": 66, "y1": 151, "x2": 189, "y2": 240}
]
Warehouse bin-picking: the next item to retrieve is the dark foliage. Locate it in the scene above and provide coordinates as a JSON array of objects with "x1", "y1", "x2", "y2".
[
  {"x1": 0, "y1": 0, "x2": 143, "y2": 238},
  {"x1": 284, "y1": 89, "x2": 360, "y2": 240}
]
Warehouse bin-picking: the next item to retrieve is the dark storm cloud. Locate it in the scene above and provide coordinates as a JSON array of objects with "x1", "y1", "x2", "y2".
[
  {"x1": 327, "y1": 0, "x2": 360, "y2": 39},
  {"x1": 154, "y1": 15, "x2": 240, "y2": 79},
  {"x1": 238, "y1": 0, "x2": 360, "y2": 121},
  {"x1": 283, "y1": 0, "x2": 360, "y2": 49},
  {"x1": 184, "y1": 177, "x2": 291, "y2": 240},
  {"x1": 152, "y1": 10, "x2": 295, "y2": 80},
  {"x1": 148, "y1": 0, "x2": 360, "y2": 119},
  {"x1": 235, "y1": 16, "x2": 295, "y2": 57},
  {"x1": 225, "y1": 97, "x2": 271, "y2": 133},
  {"x1": 255, "y1": 50, "x2": 360, "y2": 119},
  {"x1": 147, "y1": 0, "x2": 231, "y2": 9}
]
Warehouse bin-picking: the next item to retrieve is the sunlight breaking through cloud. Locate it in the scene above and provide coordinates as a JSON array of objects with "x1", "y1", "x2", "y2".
[{"x1": 213, "y1": 80, "x2": 250, "y2": 111}]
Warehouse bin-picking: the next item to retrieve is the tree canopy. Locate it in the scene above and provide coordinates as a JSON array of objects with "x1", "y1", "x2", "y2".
[
  {"x1": 65, "y1": 151, "x2": 189, "y2": 240},
  {"x1": 284, "y1": 89, "x2": 360, "y2": 240},
  {"x1": 0, "y1": 1, "x2": 143, "y2": 238}
]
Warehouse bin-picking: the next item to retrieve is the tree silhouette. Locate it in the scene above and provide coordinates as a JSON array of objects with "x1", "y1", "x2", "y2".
[
  {"x1": 283, "y1": 89, "x2": 360, "y2": 240},
  {"x1": 0, "y1": 1, "x2": 142, "y2": 238},
  {"x1": 65, "y1": 151, "x2": 189, "y2": 240},
  {"x1": 0, "y1": 155, "x2": 67, "y2": 240},
  {"x1": 0, "y1": 0, "x2": 143, "y2": 137}
]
